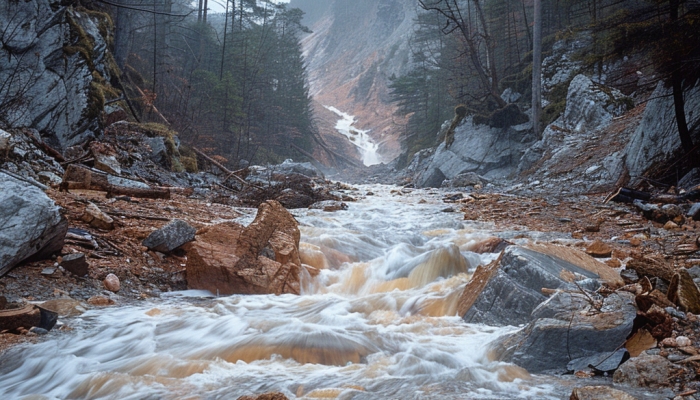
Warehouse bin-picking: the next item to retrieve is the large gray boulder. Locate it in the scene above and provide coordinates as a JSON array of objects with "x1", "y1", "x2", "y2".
[
  {"x1": 625, "y1": 80, "x2": 700, "y2": 185},
  {"x1": 457, "y1": 244, "x2": 622, "y2": 326},
  {"x1": 0, "y1": 172, "x2": 67, "y2": 276},
  {"x1": 491, "y1": 290, "x2": 636, "y2": 373},
  {"x1": 562, "y1": 75, "x2": 631, "y2": 133},
  {"x1": 411, "y1": 117, "x2": 534, "y2": 187},
  {"x1": 0, "y1": 0, "x2": 114, "y2": 150},
  {"x1": 143, "y1": 219, "x2": 196, "y2": 253}
]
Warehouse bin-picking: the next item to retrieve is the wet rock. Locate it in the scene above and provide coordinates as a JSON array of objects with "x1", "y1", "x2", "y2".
[
  {"x1": 570, "y1": 386, "x2": 636, "y2": 400},
  {"x1": 40, "y1": 299, "x2": 86, "y2": 317},
  {"x1": 309, "y1": 200, "x2": 348, "y2": 212},
  {"x1": 87, "y1": 296, "x2": 115, "y2": 306},
  {"x1": 0, "y1": 304, "x2": 57, "y2": 334},
  {"x1": 103, "y1": 274, "x2": 120, "y2": 292},
  {"x1": 562, "y1": 75, "x2": 631, "y2": 133},
  {"x1": 458, "y1": 244, "x2": 622, "y2": 326},
  {"x1": 142, "y1": 219, "x2": 196, "y2": 253},
  {"x1": 567, "y1": 348, "x2": 629, "y2": 373},
  {"x1": 185, "y1": 200, "x2": 302, "y2": 296},
  {"x1": 613, "y1": 352, "x2": 675, "y2": 388},
  {"x1": 687, "y1": 203, "x2": 700, "y2": 221},
  {"x1": 586, "y1": 240, "x2": 613, "y2": 258},
  {"x1": 667, "y1": 269, "x2": 700, "y2": 314},
  {"x1": 443, "y1": 172, "x2": 484, "y2": 188},
  {"x1": 415, "y1": 167, "x2": 446, "y2": 189},
  {"x1": 237, "y1": 392, "x2": 289, "y2": 400},
  {"x1": 491, "y1": 290, "x2": 636, "y2": 373},
  {"x1": 60, "y1": 253, "x2": 89, "y2": 276},
  {"x1": 274, "y1": 159, "x2": 321, "y2": 178},
  {"x1": 0, "y1": 129, "x2": 11, "y2": 153},
  {"x1": 620, "y1": 269, "x2": 640, "y2": 284},
  {"x1": 0, "y1": 172, "x2": 67, "y2": 277},
  {"x1": 81, "y1": 202, "x2": 115, "y2": 230},
  {"x1": 275, "y1": 190, "x2": 314, "y2": 209}
]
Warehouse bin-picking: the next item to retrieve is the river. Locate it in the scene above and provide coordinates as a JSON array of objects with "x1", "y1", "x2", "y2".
[{"x1": 0, "y1": 185, "x2": 572, "y2": 399}]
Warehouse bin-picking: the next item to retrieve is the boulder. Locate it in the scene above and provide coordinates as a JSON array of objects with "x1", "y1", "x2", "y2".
[
  {"x1": 415, "y1": 167, "x2": 446, "y2": 189},
  {"x1": 142, "y1": 219, "x2": 196, "y2": 253},
  {"x1": 457, "y1": 244, "x2": 622, "y2": 326},
  {"x1": 613, "y1": 352, "x2": 675, "y2": 388},
  {"x1": 185, "y1": 200, "x2": 303, "y2": 296},
  {"x1": 570, "y1": 386, "x2": 636, "y2": 400},
  {"x1": 0, "y1": 172, "x2": 67, "y2": 276},
  {"x1": 443, "y1": 172, "x2": 484, "y2": 188},
  {"x1": 491, "y1": 291, "x2": 637, "y2": 373}
]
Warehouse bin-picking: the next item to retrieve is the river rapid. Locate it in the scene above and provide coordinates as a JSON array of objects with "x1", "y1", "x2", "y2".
[{"x1": 0, "y1": 185, "x2": 572, "y2": 399}]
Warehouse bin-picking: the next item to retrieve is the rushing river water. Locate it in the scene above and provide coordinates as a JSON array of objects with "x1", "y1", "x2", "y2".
[
  {"x1": 324, "y1": 106, "x2": 381, "y2": 167},
  {"x1": 0, "y1": 185, "x2": 575, "y2": 399}
]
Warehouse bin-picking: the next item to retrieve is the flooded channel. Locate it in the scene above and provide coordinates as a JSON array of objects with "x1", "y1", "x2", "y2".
[{"x1": 0, "y1": 185, "x2": 572, "y2": 399}]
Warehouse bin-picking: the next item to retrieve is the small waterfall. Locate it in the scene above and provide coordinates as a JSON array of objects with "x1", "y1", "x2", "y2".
[{"x1": 324, "y1": 106, "x2": 381, "y2": 166}]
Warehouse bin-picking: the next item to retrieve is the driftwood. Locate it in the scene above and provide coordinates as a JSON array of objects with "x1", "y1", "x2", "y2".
[
  {"x1": 22, "y1": 128, "x2": 65, "y2": 163},
  {"x1": 606, "y1": 187, "x2": 700, "y2": 204},
  {"x1": 191, "y1": 146, "x2": 261, "y2": 189},
  {"x1": 61, "y1": 164, "x2": 170, "y2": 199},
  {"x1": 0, "y1": 305, "x2": 58, "y2": 333}
]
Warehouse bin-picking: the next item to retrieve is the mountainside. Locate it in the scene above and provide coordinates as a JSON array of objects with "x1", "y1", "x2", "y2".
[{"x1": 290, "y1": 0, "x2": 418, "y2": 163}]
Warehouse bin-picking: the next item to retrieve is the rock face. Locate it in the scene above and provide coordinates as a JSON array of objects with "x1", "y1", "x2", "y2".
[
  {"x1": 142, "y1": 219, "x2": 196, "y2": 253},
  {"x1": 491, "y1": 291, "x2": 636, "y2": 373},
  {"x1": 0, "y1": 172, "x2": 67, "y2": 276},
  {"x1": 457, "y1": 245, "x2": 622, "y2": 326},
  {"x1": 561, "y1": 75, "x2": 631, "y2": 133},
  {"x1": 410, "y1": 117, "x2": 535, "y2": 187},
  {"x1": 185, "y1": 200, "x2": 303, "y2": 296},
  {"x1": 0, "y1": 0, "x2": 118, "y2": 150},
  {"x1": 625, "y1": 81, "x2": 700, "y2": 185}
]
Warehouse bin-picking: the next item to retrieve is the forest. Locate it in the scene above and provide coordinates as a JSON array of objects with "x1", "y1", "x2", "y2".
[
  {"x1": 390, "y1": 0, "x2": 700, "y2": 168},
  {"x1": 107, "y1": 0, "x2": 316, "y2": 169}
]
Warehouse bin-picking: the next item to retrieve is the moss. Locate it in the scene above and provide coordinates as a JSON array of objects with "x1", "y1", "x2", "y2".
[
  {"x1": 64, "y1": 13, "x2": 95, "y2": 70},
  {"x1": 541, "y1": 99, "x2": 567, "y2": 128},
  {"x1": 77, "y1": 7, "x2": 114, "y2": 47},
  {"x1": 181, "y1": 156, "x2": 198, "y2": 173}
]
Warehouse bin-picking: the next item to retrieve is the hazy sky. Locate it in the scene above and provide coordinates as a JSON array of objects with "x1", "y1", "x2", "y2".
[{"x1": 197, "y1": 0, "x2": 290, "y2": 14}]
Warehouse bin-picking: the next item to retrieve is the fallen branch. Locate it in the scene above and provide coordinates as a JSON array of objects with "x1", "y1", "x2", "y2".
[
  {"x1": 61, "y1": 164, "x2": 170, "y2": 199},
  {"x1": 105, "y1": 209, "x2": 171, "y2": 221},
  {"x1": 0, "y1": 168, "x2": 48, "y2": 190},
  {"x1": 22, "y1": 128, "x2": 65, "y2": 162},
  {"x1": 191, "y1": 146, "x2": 263, "y2": 190}
]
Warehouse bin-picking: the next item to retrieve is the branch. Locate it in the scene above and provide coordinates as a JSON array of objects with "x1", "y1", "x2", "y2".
[{"x1": 95, "y1": 0, "x2": 196, "y2": 17}]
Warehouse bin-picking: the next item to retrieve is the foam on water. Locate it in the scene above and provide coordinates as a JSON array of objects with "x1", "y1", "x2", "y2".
[
  {"x1": 0, "y1": 185, "x2": 565, "y2": 399},
  {"x1": 324, "y1": 106, "x2": 381, "y2": 167}
]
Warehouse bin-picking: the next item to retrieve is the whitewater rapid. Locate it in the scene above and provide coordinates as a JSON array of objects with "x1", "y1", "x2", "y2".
[
  {"x1": 325, "y1": 106, "x2": 381, "y2": 167},
  {"x1": 0, "y1": 185, "x2": 567, "y2": 399}
]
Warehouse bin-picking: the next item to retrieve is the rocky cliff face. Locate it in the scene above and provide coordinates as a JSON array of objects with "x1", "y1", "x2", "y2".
[
  {"x1": 290, "y1": 0, "x2": 417, "y2": 162},
  {"x1": 0, "y1": 0, "x2": 118, "y2": 151}
]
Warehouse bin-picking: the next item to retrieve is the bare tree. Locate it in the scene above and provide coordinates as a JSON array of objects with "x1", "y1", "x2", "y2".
[{"x1": 418, "y1": 0, "x2": 506, "y2": 108}]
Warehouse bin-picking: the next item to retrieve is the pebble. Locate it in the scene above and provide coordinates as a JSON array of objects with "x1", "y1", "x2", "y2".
[
  {"x1": 103, "y1": 274, "x2": 120, "y2": 292},
  {"x1": 661, "y1": 337, "x2": 678, "y2": 347},
  {"x1": 676, "y1": 336, "x2": 692, "y2": 347},
  {"x1": 29, "y1": 327, "x2": 49, "y2": 335},
  {"x1": 665, "y1": 307, "x2": 686, "y2": 320},
  {"x1": 667, "y1": 354, "x2": 687, "y2": 362}
]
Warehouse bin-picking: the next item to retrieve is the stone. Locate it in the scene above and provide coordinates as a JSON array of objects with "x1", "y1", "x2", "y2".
[
  {"x1": 37, "y1": 171, "x2": 63, "y2": 186},
  {"x1": 675, "y1": 336, "x2": 692, "y2": 347},
  {"x1": 0, "y1": 129, "x2": 10, "y2": 153},
  {"x1": 81, "y1": 202, "x2": 115, "y2": 230},
  {"x1": 458, "y1": 244, "x2": 622, "y2": 326},
  {"x1": 309, "y1": 200, "x2": 348, "y2": 212},
  {"x1": 663, "y1": 221, "x2": 679, "y2": 230},
  {"x1": 620, "y1": 269, "x2": 640, "y2": 284},
  {"x1": 274, "y1": 159, "x2": 320, "y2": 178},
  {"x1": 40, "y1": 299, "x2": 85, "y2": 317},
  {"x1": 87, "y1": 296, "x2": 115, "y2": 306},
  {"x1": 237, "y1": 392, "x2": 289, "y2": 400},
  {"x1": 102, "y1": 105, "x2": 128, "y2": 127},
  {"x1": 570, "y1": 386, "x2": 636, "y2": 400},
  {"x1": 567, "y1": 348, "x2": 629, "y2": 373},
  {"x1": 613, "y1": 353, "x2": 675, "y2": 388},
  {"x1": 103, "y1": 274, "x2": 120, "y2": 292},
  {"x1": 275, "y1": 191, "x2": 314, "y2": 209},
  {"x1": 415, "y1": 167, "x2": 446, "y2": 189},
  {"x1": 667, "y1": 269, "x2": 700, "y2": 314},
  {"x1": 586, "y1": 240, "x2": 613, "y2": 258},
  {"x1": 60, "y1": 253, "x2": 89, "y2": 276},
  {"x1": 143, "y1": 137, "x2": 168, "y2": 164},
  {"x1": 0, "y1": 172, "x2": 67, "y2": 277},
  {"x1": 185, "y1": 201, "x2": 302, "y2": 296},
  {"x1": 93, "y1": 153, "x2": 122, "y2": 175},
  {"x1": 491, "y1": 291, "x2": 637, "y2": 373},
  {"x1": 660, "y1": 337, "x2": 678, "y2": 347},
  {"x1": 142, "y1": 219, "x2": 196, "y2": 253},
  {"x1": 444, "y1": 172, "x2": 484, "y2": 188}
]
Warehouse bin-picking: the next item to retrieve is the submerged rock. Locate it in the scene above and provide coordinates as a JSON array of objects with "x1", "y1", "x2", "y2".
[
  {"x1": 0, "y1": 172, "x2": 67, "y2": 276},
  {"x1": 613, "y1": 352, "x2": 675, "y2": 388},
  {"x1": 185, "y1": 200, "x2": 303, "y2": 296}
]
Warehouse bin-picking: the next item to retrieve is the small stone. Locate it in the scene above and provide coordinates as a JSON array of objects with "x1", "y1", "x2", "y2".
[
  {"x1": 661, "y1": 337, "x2": 678, "y2": 347},
  {"x1": 41, "y1": 267, "x2": 56, "y2": 275},
  {"x1": 570, "y1": 386, "x2": 636, "y2": 400},
  {"x1": 93, "y1": 153, "x2": 121, "y2": 175},
  {"x1": 664, "y1": 221, "x2": 679, "y2": 230},
  {"x1": 585, "y1": 240, "x2": 612, "y2": 258},
  {"x1": 308, "y1": 200, "x2": 348, "y2": 212},
  {"x1": 629, "y1": 237, "x2": 642, "y2": 247},
  {"x1": 29, "y1": 327, "x2": 49, "y2": 335},
  {"x1": 103, "y1": 274, "x2": 120, "y2": 292},
  {"x1": 142, "y1": 219, "x2": 196, "y2": 253},
  {"x1": 606, "y1": 258, "x2": 622, "y2": 268},
  {"x1": 60, "y1": 253, "x2": 88, "y2": 276},
  {"x1": 675, "y1": 336, "x2": 692, "y2": 347},
  {"x1": 81, "y1": 202, "x2": 114, "y2": 230}
]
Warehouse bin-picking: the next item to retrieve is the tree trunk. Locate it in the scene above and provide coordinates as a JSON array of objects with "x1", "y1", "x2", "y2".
[
  {"x1": 669, "y1": 0, "x2": 693, "y2": 153},
  {"x1": 532, "y1": 0, "x2": 543, "y2": 137},
  {"x1": 114, "y1": 0, "x2": 131, "y2": 71}
]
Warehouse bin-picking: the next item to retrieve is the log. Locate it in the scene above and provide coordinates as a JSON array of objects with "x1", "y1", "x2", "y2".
[
  {"x1": 0, "y1": 305, "x2": 57, "y2": 333},
  {"x1": 191, "y1": 146, "x2": 261, "y2": 189},
  {"x1": 22, "y1": 128, "x2": 65, "y2": 162},
  {"x1": 61, "y1": 164, "x2": 170, "y2": 199}
]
